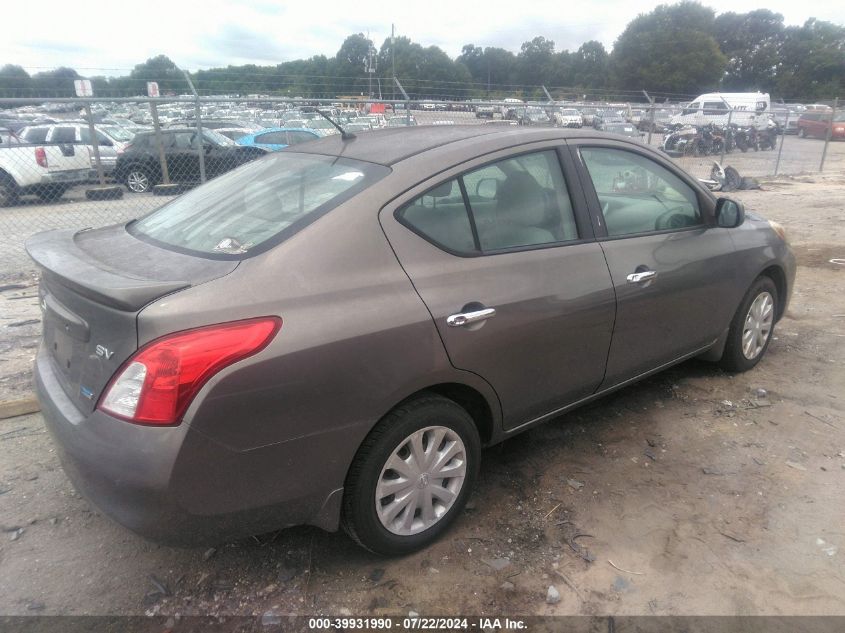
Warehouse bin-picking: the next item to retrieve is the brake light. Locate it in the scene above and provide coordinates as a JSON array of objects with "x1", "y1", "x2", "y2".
[
  {"x1": 98, "y1": 317, "x2": 281, "y2": 425},
  {"x1": 35, "y1": 147, "x2": 48, "y2": 168}
]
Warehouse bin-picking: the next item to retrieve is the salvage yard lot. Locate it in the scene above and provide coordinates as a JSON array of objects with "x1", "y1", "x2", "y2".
[{"x1": 0, "y1": 173, "x2": 843, "y2": 617}]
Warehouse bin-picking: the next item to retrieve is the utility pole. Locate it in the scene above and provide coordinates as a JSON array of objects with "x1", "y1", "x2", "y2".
[{"x1": 391, "y1": 24, "x2": 396, "y2": 102}]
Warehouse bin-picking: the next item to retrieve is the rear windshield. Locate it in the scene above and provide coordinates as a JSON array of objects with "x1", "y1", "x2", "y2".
[{"x1": 130, "y1": 153, "x2": 389, "y2": 258}]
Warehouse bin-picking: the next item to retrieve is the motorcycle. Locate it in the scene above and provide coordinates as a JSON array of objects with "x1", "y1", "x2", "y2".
[{"x1": 757, "y1": 120, "x2": 778, "y2": 150}]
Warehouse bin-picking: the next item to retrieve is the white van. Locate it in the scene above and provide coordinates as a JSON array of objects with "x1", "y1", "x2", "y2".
[{"x1": 671, "y1": 92, "x2": 771, "y2": 128}]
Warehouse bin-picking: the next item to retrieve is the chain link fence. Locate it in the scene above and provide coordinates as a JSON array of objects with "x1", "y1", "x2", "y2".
[{"x1": 0, "y1": 94, "x2": 842, "y2": 280}]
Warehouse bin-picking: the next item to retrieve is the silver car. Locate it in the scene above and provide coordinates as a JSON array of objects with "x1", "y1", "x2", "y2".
[{"x1": 29, "y1": 127, "x2": 794, "y2": 555}]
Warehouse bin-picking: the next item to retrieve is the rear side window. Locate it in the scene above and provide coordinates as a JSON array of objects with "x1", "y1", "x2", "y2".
[
  {"x1": 398, "y1": 150, "x2": 578, "y2": 255},
  {"x1": 287, "y1": 131, "x2": 318, "y2": 145},
  {"x1": 22, "y1": 127, "x2": 49, "y2": 143},
  {"x1": 399, "y1": 179, "x2": 478, "y2": 254},
  {"x1": 256, "y1": 132, "x2": 286, "y2": 145},
  {"x1": 131, "y1": 153, "x2": 389, "y2": 258}
]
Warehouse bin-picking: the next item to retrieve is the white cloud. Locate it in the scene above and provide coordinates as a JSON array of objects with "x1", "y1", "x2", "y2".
[{"x1": 3, "y1": 0, "x2": 843, "y2": 74}]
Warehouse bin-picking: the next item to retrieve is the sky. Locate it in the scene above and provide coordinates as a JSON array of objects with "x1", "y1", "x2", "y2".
[{"x1": 4, "y1": 0, "x2": 844, "y2": 76}]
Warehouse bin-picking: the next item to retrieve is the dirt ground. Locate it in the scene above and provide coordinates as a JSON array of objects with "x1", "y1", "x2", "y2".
[{"x1": 0, "y1": 173, "x2": 843, "y2": 618}]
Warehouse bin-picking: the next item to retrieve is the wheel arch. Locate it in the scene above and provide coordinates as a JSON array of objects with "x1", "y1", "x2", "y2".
[{"x1": 758, "y1": 264, "x2": 787, "y2": 322}]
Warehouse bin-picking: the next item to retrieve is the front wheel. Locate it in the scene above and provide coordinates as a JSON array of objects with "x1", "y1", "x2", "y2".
[
  {"x1": 342, "y1": 393, "x2": 481, "y2": 555},
  {"x1": 720, "y1": 277, "x2": 778, "y2": 372},
  {"x1": 124, "y1": 165, "x2": 154, "y2": 193},
  {"x1": 0, "y1": 174, "x2": 19, "y2": 207}
]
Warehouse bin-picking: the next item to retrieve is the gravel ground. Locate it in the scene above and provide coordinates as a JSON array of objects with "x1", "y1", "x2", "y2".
[{"x1": 0, "y1": 172, "x2": 843, "y2": 618}]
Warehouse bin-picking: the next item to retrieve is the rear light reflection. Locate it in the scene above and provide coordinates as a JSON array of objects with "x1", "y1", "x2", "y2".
[{"x1": 98, "y1": 317, "x2": 281, "y2": 426}]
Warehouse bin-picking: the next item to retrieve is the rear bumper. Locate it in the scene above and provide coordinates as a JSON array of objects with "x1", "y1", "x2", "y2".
[
  {"x1": 38, "y1": 169, "x2": 92, "y2": 186},
  {"x1": 34, "y1": 346, "x2": 345, "y2": 546}
]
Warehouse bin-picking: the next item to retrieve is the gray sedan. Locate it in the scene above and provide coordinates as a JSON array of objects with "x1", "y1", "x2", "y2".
[{"x1": 28, "y1": 127, "x2": 794, "y2": 555}]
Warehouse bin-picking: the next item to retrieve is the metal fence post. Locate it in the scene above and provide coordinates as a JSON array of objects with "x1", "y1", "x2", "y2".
[
  {"x1": 83, "y1": 103, "x2": 106, "y2": 186},
  {"x1": 149, "y1": 100, "x2": 171, "y2": 185},
  {"x1": 180, "y1": 69, "x2": 206, "y2": 184},
  {"x1": 719, "y1": 109, "x2": 732, "y2": 166},
  {"x1": 819, "y1": 97, "x2": 838, "y2": 173},
  {"x1": 642, "y1": 91, "x2": 655, "y2": 146},
  {"x1": 774, "y1": 110, "x2": 789, "y2": 176}
]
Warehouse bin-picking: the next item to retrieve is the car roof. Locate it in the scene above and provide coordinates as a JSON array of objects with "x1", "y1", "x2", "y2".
[{"x1": 290, "y1": 126, "x2": 518, "y2": 165}]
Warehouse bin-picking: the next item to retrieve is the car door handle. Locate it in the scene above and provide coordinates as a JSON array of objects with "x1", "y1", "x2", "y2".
[
  {"x1": 626, "y1": 270, "x2": 657, "y2": 284},
  {"x1": 447, "y1": 308, "x2": 497, "y2": 327}
]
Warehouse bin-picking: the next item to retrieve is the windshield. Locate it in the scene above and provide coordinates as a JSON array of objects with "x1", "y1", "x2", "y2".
[
  {"x1": 203, "y1": 128, "x2": 237, "y2": 146},
  {"x1": 131, "y1": 153, "x2": 389, "y2": 257},
  {"x1": 100, "y1": 126, "x2": 134, "y2": 141}
]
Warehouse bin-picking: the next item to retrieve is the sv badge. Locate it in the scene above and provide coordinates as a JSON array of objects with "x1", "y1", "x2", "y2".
[{"x1": 95, "y1": 344, "x2": 115, "y2": 360}]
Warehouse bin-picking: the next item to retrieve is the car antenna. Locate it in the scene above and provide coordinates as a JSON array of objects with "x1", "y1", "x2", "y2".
[{"x1": 316, "y1": 108, "x2": 356, "y2": 141}]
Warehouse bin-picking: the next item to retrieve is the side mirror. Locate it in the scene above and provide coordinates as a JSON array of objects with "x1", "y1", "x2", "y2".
[
  {"x1": 476, "y1": 178, "x2": 498, "y2": 200},
  {"x1": 715, "y1": 197, "x2": 744, "y2": 228}
]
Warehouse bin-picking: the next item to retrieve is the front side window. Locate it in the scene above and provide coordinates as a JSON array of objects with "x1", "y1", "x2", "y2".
[
  {"x1": 131, "y1": 153, "x2": 389, "y2": 257},
  {"x1": 52, "y1": 127, "x2": 77, "y2": 143},
  {"x1": 580, "y1": 147, "x2": 701, "y2": 237}
]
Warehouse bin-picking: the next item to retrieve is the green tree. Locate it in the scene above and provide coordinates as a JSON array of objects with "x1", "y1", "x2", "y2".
[
  {"x1": 335, "y1": 33, "x2": 375, "y2": 96},
  {"x1": 610, "y1": 1, "x2": 726, "y2": 95},
  {"x1": 31, "y1": 67, "x2": 80, "y2": 97},
  {"x1": 572, "y1": 41, "x2": 609, "y2": 89},
  {"x1": 0, "y1": 64, "x2": 32, "y2": 97},
  {"x1": 714, "y1": 10, "x2": 785, "y2": 92},
  {"x1": 776, "y1": 19, "x2": 845, "y2": 99}
]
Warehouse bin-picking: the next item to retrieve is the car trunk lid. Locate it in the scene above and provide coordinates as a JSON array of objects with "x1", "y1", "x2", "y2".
[{"x1": 26, "y1": 225, "x2": 238, "y2": 414}]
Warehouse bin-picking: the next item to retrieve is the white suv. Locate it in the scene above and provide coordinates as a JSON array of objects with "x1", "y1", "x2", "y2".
[{"x1": 18, "y1": 123, "x2": 132, "y2": 175}]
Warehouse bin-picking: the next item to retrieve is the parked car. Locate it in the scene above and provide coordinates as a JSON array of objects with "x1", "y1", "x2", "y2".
[
  {"x1": 593, "y1": 114, "x2": 627, "y2": 130},
  {"x1": 18, "y1": 123, "x2": 130, "y2": 175},
  {"x1": 602, "y1": 122, "x2": 643, "y2": 138},
  {"x1": 236, "y1": 127, "x2": 321, "y2": 151},
  {"x1": 342, "y1": 122, "x2": 374, "y2": 133},
  {"x1": 474, "y1": 102, "x2": 496, "y2": 119},
  {"x1": 114, "y1": 128, "x2": 268, "y2": 193},
  {"x1": 214, "y1": 127, "x2": 256, "y2": 142},
  {"x1": 508, "y1": 106, "x2": 551, "y2": 126},
  {"x1": 555, "y1": 108, "x2": 583, "y2": 128},
  {"x1": 797, "y1": 112, "x2": 845, "y2": 140},
  {"x1": 386, "y1": 116, "x2": 418, "y2": 127},
  {"x1": 306, "y1": 119, "x2": 340, "y2": 137},
  {"x1": 0, "y1": 136, "x2": 93, "y2": 205},
  {"x1": 27, "y1": 127, "x2": 794, "y2": 556}
]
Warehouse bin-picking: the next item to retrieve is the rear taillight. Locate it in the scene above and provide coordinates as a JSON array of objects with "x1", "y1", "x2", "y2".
[
  {"x1": 98, "y1": 317, "x2": 281, "y2": 426},
  {"x1": 35, "y1": 147, "x2": 48, "y2": 168}
]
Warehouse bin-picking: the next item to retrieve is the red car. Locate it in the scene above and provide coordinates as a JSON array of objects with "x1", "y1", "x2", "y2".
[{"x1": 797, "y1": 111, "x2": 845, "y2": 139}]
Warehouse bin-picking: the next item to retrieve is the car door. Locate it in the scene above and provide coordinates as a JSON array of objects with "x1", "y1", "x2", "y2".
[
  {"x1": 167, "y1": 131, "x2": 200, "y2": 182},
  {"x1": 569, "y1": 141, "x2": 739, "y2": 388},
  {"x1": 380, "y1": 145, "x2": 616, "y2": 430}
]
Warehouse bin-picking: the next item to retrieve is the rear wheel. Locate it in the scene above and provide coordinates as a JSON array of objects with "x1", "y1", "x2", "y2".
[
  {"x1": 342, "y1": 393, "x2": 480, "y2": 555},
  {"x1": 0, "y1": 174, "x2": 19, "y2": 207},
  {"x1": 720, "y1": 276, "x2": 778, "y2": 372}
]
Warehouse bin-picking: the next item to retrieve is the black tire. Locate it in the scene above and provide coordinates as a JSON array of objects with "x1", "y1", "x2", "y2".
[
  {"x1": 36, "y1": 185, "x2": 68, "y2": 203},
  {"x1": 720, "y1": 276, "x2": 778, "y2": 372},
  {"x1": 0, "y1": 173, "x2": 20, "y2": 207},
  {"x1": 342, "y1": 393, "x2": 481, "y2": 556}
]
